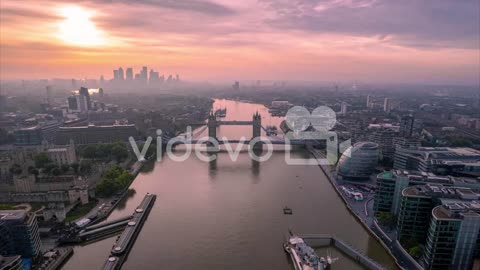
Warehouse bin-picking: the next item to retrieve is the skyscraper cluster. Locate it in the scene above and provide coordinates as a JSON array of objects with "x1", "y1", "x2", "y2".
[
  {"x1": 67, "y1": 87, "x2": 92, "y2": 113},
  {"x1": 111, "y1": 66, "x2": 179, "y2": 85}
]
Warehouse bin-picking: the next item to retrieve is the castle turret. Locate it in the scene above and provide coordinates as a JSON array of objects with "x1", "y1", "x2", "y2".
[
  {"x1": 207, "y1": 111, "x2": 217, "y2": 140},
  {"x1": 252, "y1": 112, "x2": 261, "y2": 139}
]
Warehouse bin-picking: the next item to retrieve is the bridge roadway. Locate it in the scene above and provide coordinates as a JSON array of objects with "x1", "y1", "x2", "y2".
[
  {"x1": 215, "y1": 120, "x2": 254, "y2": 125},
  {"x1": 170, "y1": 138, "x2": 309, "y2": 145}
]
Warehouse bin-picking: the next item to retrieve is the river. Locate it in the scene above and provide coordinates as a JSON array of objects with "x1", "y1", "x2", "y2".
[{"x1": 63, "y1": 99, "x2": 395, "y2": 270}]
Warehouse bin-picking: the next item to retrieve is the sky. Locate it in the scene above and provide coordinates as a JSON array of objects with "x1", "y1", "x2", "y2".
[{"x1": 0, "y1": 0, "x2": 479, "y2": 85}]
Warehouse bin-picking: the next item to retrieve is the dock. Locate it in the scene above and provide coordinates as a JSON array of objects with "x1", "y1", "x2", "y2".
[
  {"x1": 301, "y1": 234, "x2": 385, "y2": 270},
  {"x1": 102, "y1": 193, "x2": 157, "y2": 270}
]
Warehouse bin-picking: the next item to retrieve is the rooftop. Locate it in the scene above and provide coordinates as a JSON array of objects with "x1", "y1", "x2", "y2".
[
  {"x1": 0, "y1": 210, "x2": 26, "y2": 221},
  {"x1": 59, "y1": 124, "x2": 135, "y2": 130},
  {"x1": 402, "y1": 184, "x2": 480, "y2": 200},
  {"x1": 0, "y1": 255, "x2": 21, "y2": 268},
  {"x1": 433, "y1": 201, "x2": 480, "y2": 220}
]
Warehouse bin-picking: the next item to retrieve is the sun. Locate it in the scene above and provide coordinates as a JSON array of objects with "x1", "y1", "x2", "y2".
[{"x1": 57, "y1": 6, "x2": 106, "y2": 46}]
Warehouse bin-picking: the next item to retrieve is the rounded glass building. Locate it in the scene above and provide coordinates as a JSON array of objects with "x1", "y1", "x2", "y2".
[{"x1": 337, "y1": 142, "x2": 379, "y2": 180}]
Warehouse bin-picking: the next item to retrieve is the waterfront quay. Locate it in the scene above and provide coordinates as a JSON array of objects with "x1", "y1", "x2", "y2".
[
  {"x1": 102, "y1": 193, "x2": 157, "y2": 270},
  {"x1": 308, "y1": 147, "x2": 421, "y2": 270},
  {"x1": 63, "y1": 99, "x2": 395, "y2": 270},
  {"x1": 301, "y1": 234, "x2": 385, "y2": 270},
  {"x1": 36, "y1": 247, "x2": 74, "y2": 270}
]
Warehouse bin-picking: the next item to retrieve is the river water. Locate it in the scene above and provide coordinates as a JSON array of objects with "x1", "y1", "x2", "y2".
[{"x1": 63, "y1": 99, "x2": 395, "y2": 270}]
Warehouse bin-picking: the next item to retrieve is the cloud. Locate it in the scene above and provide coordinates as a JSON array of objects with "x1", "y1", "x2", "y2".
[
  {"x1": 261, "y1": 0, "x2": 480, "y2": 49},
  {"x1": 0, "y1": 7, "x2": 61, "y2": 20},
  {"x1": 0, "y1": 0, "x2": 478, "y2": 84},
  {"x1": 86, "y1": 0, "x2": 235, "y2": 16}
]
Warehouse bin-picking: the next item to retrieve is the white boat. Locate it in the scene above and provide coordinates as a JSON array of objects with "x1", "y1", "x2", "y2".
[{"x1": 284, "y1": 232, "x2": 333, "y2": 270}]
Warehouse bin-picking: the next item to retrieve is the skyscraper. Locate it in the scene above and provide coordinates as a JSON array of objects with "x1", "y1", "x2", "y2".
[
  {"x1": 474, "y1": 91, "x2": 480, "y2": 108},
  {"x1": 126, "y1": 68, "x2": 133, "y2": 80},
  {"x1": 141, "y1": 66, "x2": 148, "y2": 82},
  {"x1": 0, "y1": 95, "x2": 7, "y2": 112},
  {"x1": 366, "y1": 95, "x2": 372, "y2": 108},
  {"x1": 67, "y1": 96, "x2": 78, "y2": 111},
  {"x1": 149, "y1": 69, "x2": 159, "y2": 84},
  {"x1": 67, "y1": 94, "x2": 88, "y2": 113},
  {"x1": 233, "y1": 81, "x2": 240, "y2": 91},
  {"x1": 399, "y1": 115, "x2": 414, "y2": 138},
  {"x1": 45, "y1": 86, "x2": 52, "y2": 105},
  {"x1": 340, "y1": 102, "x2": 347, "y2": 115},
  {"x1": 118, "y1": 67, "x2": 125, "y2": 80},
  {"x1": 113, "y1": 69, "x2": 119, "y2": 81},
  {"x1": 79, "y1": 87, "x2": 91, "y2": 110},
  {"x1": 383, "y1": 98, "x2": 391, "y2": 113}
]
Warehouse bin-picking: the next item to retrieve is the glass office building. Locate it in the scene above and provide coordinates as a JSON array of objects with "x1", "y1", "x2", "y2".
[{"x1": 337, "y1": 142, "x2": 379, "y2": 180}]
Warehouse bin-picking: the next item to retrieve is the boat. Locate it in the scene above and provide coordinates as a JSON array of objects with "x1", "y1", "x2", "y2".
[
  {"x1": 280, "y1": 120, "x2": 292, "y2": 134},
  {"x1": 284, "y1": 231, "x2": 333, "y2": 270},
  {"x1": 214, "y1": 108, "x2": 227, "y2": 118},
  {"x1": 283, "y1": 206, "x2": 293, "y2": 215},
  {"x1": 266, "y1": 125, "x2": 278, "y2": 136}
]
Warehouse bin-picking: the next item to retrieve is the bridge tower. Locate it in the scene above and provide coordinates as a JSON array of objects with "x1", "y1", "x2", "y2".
[
  {"x1": 207, "y1": 112, "x2": 217, "y2": 140},
  {"x1": 252, "y1": 111, "x2": 261, "y2": 139}
]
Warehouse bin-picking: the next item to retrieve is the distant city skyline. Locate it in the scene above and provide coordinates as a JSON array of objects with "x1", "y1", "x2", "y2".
[{"x1": 0, "y1": 0, "x2": 479, "y2": 85}]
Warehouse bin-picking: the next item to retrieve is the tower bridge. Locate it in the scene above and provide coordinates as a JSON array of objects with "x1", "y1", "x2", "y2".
[
  {"x1": 207, "y1": 111, "x2": 262, "y2": 142},
  {"x1": 171, "y1": 112, "x2": 325, "y2": 147}
]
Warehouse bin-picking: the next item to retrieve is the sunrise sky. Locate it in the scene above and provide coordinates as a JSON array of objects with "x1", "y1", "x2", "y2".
[{"x1": 0, "y1": 0, "x2": 479, "y2": 84}]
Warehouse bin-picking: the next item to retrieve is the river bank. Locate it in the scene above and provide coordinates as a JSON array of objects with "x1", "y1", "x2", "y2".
[
  {"x1": 308, "y1": 147, "x2": 421, "y2": 270},
  {"x1": 63, "y1": 98, "x2": 395, "y2": 270}
]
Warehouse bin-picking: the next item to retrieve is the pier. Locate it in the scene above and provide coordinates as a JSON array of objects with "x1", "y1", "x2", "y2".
[
  {"x1": 76, "y1": 215, "x2": 133, "y2": 242},
  {"x1": 102, "y1": 193, "x2": 157, "y2": 270},
  {"x1": 301, "y1": 234, "x2": 385, "y2": 270}
]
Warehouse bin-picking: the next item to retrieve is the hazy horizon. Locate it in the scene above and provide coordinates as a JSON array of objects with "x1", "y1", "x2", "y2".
[{"x1": 1, "y1": 0, "x2": 479, "y2": 85}]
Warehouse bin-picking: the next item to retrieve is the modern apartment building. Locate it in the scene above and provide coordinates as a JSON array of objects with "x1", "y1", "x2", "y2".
[
  {"x1": 0, "y1": 210, "x2": 42, "y2": 259},
  {"x1": 373, "y1": 170, "x2": 452, "y2": 216},
  {"x1": 423, "y1": 200, "x2": 480, "y2": 270},
  {"x1": 394, "y1": 147, "x2": 480, "y2": 174},
  {"x1": 396, "y1": 184, "x2": 479, "y2": 244}
]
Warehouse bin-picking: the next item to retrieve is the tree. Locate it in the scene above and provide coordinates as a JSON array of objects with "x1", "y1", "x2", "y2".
[
  {"x1": 43, "y1": 163, "x2": 57, "y2": 174},
  {"x1": 51, "y1": 167, "x2": 61, "y2": 176},
  {"x1": 28, "y1": 166, "x2": 39, "y2": 177},
  {"x1": 79, "y1": 160, "x2": 93, "y2": 175},
  {"x1": 71, "y1": 163, "x2": 79, "y2": 174},
  {"x1": 111, "y1": 144, "x2": 128, "y2": 162},
  {"x1": 9, "y1": 164, "x2": 22, "y2": 175},
  {"x1": 409, "y1": 245, "x2": 422, "y2": 259},
  {"x1": 82, "y1": 145, "x2": 98, "y2": 159},
  {"x1": 96, "y1": 166, "x2": 134, "y2": 197},
  {"x1": 61, "y1": 164, "x2": 71, "y2": 173},
  {"x1": 34, "y1": 153, "x2": 51, "y2": 168},
  {"x1": 402, "y1": 238, "x2": 419, "y2": 250},
  {"x1": 377, "y1": 212, "x2": 394, "y2": 227}
]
